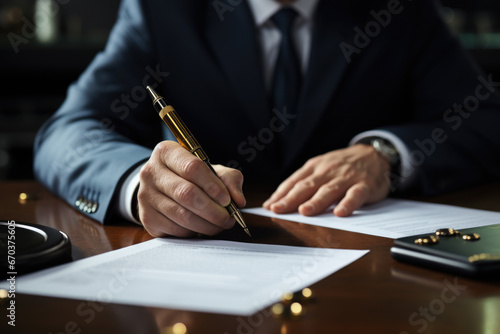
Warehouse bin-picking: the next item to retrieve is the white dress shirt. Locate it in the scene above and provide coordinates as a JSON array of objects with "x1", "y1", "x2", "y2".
[{"x1": 246, "y1": 0, "x2": 319, "y2": 89}]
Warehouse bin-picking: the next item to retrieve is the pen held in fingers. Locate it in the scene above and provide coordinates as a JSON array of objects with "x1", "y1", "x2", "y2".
[{"x1": 146, "y1": 86, "x2": 251, "y2": 237}]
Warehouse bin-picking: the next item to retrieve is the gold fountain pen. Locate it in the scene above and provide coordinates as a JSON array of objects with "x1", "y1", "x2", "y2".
[{"x1": 146, "y1": 86, "x2": 251, "y2": 237}]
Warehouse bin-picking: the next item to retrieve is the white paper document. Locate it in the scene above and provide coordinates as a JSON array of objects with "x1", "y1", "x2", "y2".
[
  {"x1": 8, "y1": 239, "x2": 368, "y2": 315},
  {"x1": 243, "y1": 199, "x2": 500, "y2": 239}
]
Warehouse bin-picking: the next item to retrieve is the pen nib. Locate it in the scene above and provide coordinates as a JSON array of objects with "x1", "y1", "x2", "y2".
[
  {"x1": 230, "y1": 203, "x2": 251, "y2": 237},
  {"x1": 146, "y1": 86, "x2": 162, "y2": 104}
]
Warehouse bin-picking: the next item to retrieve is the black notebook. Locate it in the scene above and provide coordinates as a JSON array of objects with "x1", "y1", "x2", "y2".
[{"x1": 391, "y1": 224, "x2": 500, "y2": 279}]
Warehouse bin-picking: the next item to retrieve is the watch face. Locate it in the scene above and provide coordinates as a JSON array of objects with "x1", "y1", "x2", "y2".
[{"x1": 372, "y1": 139, "x2": 399, "y2": 163}]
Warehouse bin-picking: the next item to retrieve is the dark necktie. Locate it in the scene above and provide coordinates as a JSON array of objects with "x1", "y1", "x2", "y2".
[{"x1": 271, "y1": 8, "x2": 301, "y2": 117}]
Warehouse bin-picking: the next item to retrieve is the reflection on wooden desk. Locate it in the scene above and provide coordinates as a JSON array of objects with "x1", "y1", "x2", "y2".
[{"x1": 0, "y1": 181, "x2": 499, "y2": 334}]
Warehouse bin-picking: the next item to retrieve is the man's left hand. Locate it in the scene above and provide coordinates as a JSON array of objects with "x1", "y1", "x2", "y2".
[{"x1": 263, "y1": 144, "x2": 391, "y2": 217}]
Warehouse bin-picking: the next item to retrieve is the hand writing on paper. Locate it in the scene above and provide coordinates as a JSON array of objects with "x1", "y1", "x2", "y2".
[{"x1": 137, "y1": 141, "x2": 246, "y2": 238}]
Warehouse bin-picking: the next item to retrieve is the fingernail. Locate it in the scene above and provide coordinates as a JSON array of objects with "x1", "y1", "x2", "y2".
[
  {"x1": 336, "y1": 206, "x2": 347, "y2": 216},
  {"x1": 217, "y1": 193, "x2": 230, "y2": 206},
  {"x1": 271, "y1": 202, "x2": 284, "y2": 211},
  {"x1": 301, "y1": 203, "x2": 314, "y2": 213}
]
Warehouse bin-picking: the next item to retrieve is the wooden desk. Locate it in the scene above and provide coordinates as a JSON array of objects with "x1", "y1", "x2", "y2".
[{"x1": 1, "y1": 181, "x2": 500, "y2": 334}]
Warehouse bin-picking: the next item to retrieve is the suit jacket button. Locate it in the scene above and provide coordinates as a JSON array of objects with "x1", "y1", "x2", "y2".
[{"x1": 79, "y1": 200, "x2": 87, "y2": 211}]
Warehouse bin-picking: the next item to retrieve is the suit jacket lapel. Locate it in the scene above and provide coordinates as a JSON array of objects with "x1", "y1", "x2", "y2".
[
  {"x1": 284, "y1": 0, "x2": 355, "y2": 167},
  {"x1": 205, "y1": 1, "x2": 270, "y2": 130},
  {"x1": 205, "y1": 1, "x2": 358, "y2": 171}
]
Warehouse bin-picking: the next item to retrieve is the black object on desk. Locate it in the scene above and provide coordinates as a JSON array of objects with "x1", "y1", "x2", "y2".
[
  {"x1": 1, "y1": 220, "x2": 72, "y2": 278},
  {"x1": 391, "y1": 225, "x2": 500, "y2": 279}
]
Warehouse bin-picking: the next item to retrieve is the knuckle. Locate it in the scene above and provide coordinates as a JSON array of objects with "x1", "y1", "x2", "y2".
[
  {"x1": 192, "y1": 193, "x2": 209, "y2": 210},
  {"x1": 340, "y1": 165, "x2": 356, "y2": 179},
  {"x1": 152, "y1": 142, "x2": 163, "y2": 156},
  {"x1": 351, "y1": 184, "x2": 369, "y2": 198},
  {"x1": 296, "y1": 178, "x2": 316, "y2": 190},
  {"x1": 304, "y1": 156, "x2": 319, "y2": 168},
  {"x1": 316, "y1": 165, "x2": 330, "y2": 176},
  {"x1": 141, "y1": 216, "x2": 164, "y2": 238},
  {"x1": 318, "y1": 157, "x2": 341, "y2": 174},
  {"x1": 203, "y1": 181, "x2": 220, "y2": 199},
  {"x1": 229, "y1": 168, "x2": 244, "y2": 182},
  {"x1": 220, "y1": 168, "x2": 244, "y2": 185},
  {"x1": 153, "y1": 141, "x2": 170, "y2": 156},
  {"x1": 174, "y1": 208, "x2": 200, "y2": 231},
  {"x1": 139, "y1": 163, "x2": 154, "y2": 181},
  {"x1": 321, "y1": 182, "x2": 341, "y2": 196},
  {"x1": 181, "y1": 157, "x2": 204, "y2": 176},
  {"x1": 325, "y1": 181, "x2": 341, "y2": 191},
  {"x1": 175, "y1": 205, "x2": 190, "y2": 221},
  {"x1": 173, "y1": 183, "x2": 198, "y2": 203},
  {"x1": 136, "y1": 187, "x2": 147, "y2": 204},
  {"x1": 139, "y1": 198, "x2": 198, "y2": 238}
]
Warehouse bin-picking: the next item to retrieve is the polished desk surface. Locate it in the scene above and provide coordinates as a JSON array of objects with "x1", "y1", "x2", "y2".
[{"x1": 1, "y1": 181, "x2": 500, "y2": 334}]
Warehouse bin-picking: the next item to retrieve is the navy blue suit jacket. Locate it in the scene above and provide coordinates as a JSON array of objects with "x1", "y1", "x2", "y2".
[{"x1": 34, "y1": 0, "x2": 500, "y2": 223}]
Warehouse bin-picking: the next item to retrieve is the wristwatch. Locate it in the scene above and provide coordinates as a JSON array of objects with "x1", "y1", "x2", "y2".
[{"x1": 357, "y1": 136, "x2": 401, "y2": 190}]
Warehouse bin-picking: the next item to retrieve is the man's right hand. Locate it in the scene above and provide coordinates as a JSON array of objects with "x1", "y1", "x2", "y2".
[{"x1": 136, "y1": 141, "x2": 246, "y2": 238}]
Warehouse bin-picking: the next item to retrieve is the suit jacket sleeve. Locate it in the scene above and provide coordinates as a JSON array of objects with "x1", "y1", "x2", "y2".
[
  {"x1": 378, "y1": 0, "x2": 500, "y2": 195},
  {"x1": 33, "y1": 0, "x2": 162, "y2": 223}
]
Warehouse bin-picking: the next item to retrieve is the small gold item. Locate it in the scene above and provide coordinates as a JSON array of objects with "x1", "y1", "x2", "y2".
[
  {"x1": 290, "y1": 302, "x2": 303, "y2": 317},
  {"x1": 163, "y1": 322, "x2": 187, "y2": 334},
  {"x1": 469, "y1": 253, "x2": 500, "y2": 263},
  {"x1": 435, "y1": 228, "x2": 460, "y2": 237},
  {"x1": 414, "y1": 235, "x2": 439, "y2": 245},
  {"x1": 18, "y1": 192, "x2": 29, "y2": 204},
  {"x1": 271, "y1": 302, "x2": 286, "y2": 317},
  {"x1": 281, "y1": 292, "x2": 294, "y2": 303},
  {"x1": 462, "y1": 233, "x2": 480, "y2": 241},
  {"x1": 0, "y1": 289, "x2": 8, "y2": 299},
  {"x1": 301, "y1": 288, "x2": 313, "y2": 300}
]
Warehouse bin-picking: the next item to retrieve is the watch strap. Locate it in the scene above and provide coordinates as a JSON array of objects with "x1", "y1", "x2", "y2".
[{"x1": 357, "y1": 136, "x2": 401, "y2": 191}]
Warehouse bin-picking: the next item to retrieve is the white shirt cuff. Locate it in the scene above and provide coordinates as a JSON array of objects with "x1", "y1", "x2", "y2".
[
  {"x1": 118, "y1": 163, "x2": 144, "y2": 225},
  {"x1": 350, "y1": 130, "x2": 417, "y2": 191}
]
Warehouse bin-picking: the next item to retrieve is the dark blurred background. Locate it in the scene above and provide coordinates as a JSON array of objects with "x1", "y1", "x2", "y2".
[{"x1": 1, "y1": 0, "x2": 499, "y2": 181}]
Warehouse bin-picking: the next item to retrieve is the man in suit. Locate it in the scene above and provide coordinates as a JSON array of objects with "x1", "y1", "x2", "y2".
[{"x1": 34, "y1": 0, "x2": 500, "y2": 237}]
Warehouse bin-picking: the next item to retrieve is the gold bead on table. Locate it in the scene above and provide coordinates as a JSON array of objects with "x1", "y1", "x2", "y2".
[
  {"x1": 162, "y1": 322, "x2": 187, "y2": 334},
  {"x1": 18, "y1": 192, "x2": 28, "y2": 204}
]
